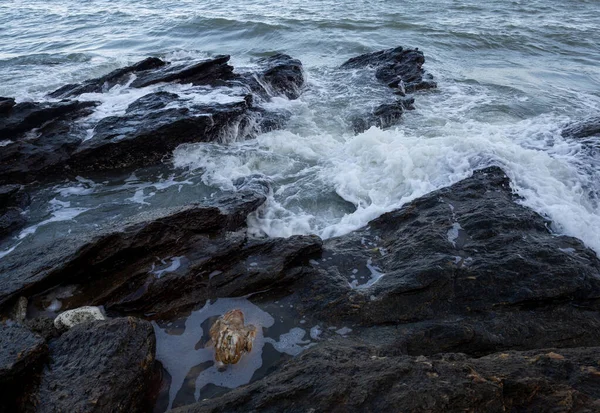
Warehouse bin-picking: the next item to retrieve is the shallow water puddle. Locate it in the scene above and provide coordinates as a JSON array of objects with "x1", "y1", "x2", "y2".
[{"x1": 152, "y1": 297, "x2": 316, "y2": 410}]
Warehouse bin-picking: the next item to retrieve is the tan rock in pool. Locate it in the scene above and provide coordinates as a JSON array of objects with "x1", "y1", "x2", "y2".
[{"x1": 209, "y1": 309, "x2": 257, "y2": 367}]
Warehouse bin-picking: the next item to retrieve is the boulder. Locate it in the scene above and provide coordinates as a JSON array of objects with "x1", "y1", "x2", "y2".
[
  {"x1": 67, "y1": 93, "x2": 255, "y2": 173},
  {"x1": 295, "y1": 167, "x2": 600, "y2": 355},
  {"x1": 562, "y1": 116, "x2": 600, "y2": 140},
  {"x1": 49, "y1": 57, "x2": 167, "y2": 99},
  {"x1": 129, "y1": 55, "x2": 234, "y2": 88},
  {"x1": 54, "y1": 306, "x2": 106, "y2": 330},
  {"x1": 0, "y1": 100, "x2": 98, "y2": 184},
  {"x1": 0, "y1": 323, "x2": 47, "y2": 411},
  {"x1": 1, "y1": 54, "x2": 306, "y2": 185},
  {"x1": 341, "y1": 46, "x2": 437, "y2": 93},
  {"x1": 173, "y1": 343, "x2": 600, "y2": 413},
  {"x1": 25, "y1": 317, "x2": 156, "y2": 413},
  {"x1": 246, "y1": 53, "x2": 305, "y2": 100},
  {"x1": 351, "y1": 97, "x2": 415, "y2": 133},
  {"x1": 0, "y1": 323, "x2": 47, "y2": 386},
  {"x1": 0, "y1": 97, "x2": 16, "y2": 114}
]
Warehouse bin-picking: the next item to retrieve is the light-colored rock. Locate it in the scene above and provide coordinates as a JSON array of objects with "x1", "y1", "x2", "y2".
[
  {"x1": 12, "y1": 296, "x2": 28, "y2": 321},
  {"x1": 209, "y1": 309, "x2": 256, "y2": 366},
  {"x1": 53, "y1": 306, "x2": 106, "y2": 330}
]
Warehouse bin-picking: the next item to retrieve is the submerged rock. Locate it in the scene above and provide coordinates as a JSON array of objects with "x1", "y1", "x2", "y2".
[
  {"x1": 342, "y1": 46, "x2": 435, "y2": 132},
  {"x1": 174, "y1": 343, "x2": 600, "y2": 412},
  {"x1": 209, "y1": 309, "x2": 257, "y2": 366},
  {"x1": 54, "y1": 306, "x2": 106, "y2": 330},
  {"x1": 562, "y1": 116, "x2": 600, "y2": 140},
  {"x1": 0, "y1": 189, "x2": 267, "y2": 310},
  {"x1": 25, "y1": 317, "x2": 156, "y2": 413},
  {"x1": 351, "y1": 97, "x2": 415, "y2": 133},
  {"x1": 341, "y1": 46, "x2": 437, "y2": 93}
]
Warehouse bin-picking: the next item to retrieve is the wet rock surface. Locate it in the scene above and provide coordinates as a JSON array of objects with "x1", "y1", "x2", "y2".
[
  {"x1": 0, "y1": 184, "x2": 30, "y2": 239},
  {"x1": 0, "y1": 53, "x2": 304, "y2": 185},
  {"x1": 48, "y1": 57, "x2": 167, "y2": 99},
  {"x1": 0, "y1": 189, "x2": 268, "y2": 309},
  {"x1": 342, "y1": 46, "x2": 436, "y2": 132},
  {"x1": 24, "y1": 317, "x2": 156, "y2": 413},
  {"x1": 0, "y1": 100, "x2": 98, "y2": 184},
  {"x1": 341, "y1": 46, "x2": 437, "y2": 93},
  {"x1": 174, "y1": 344, "x2": 600, "y2": 413},
  {"x1": 297, "y1": 167, "x2": 600, "y2": 355}
]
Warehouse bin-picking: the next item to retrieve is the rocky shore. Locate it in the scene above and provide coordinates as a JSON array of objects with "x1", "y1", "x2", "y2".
[{"x1": 1, "y1": 47, "x2": 599, "y2": 412}]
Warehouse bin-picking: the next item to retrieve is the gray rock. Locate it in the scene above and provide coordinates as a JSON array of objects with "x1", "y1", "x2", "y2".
[
  {"x1": 54, "y1": 306, "x2": 106, "y2": 330},
  {"x1": 25, "y1": 317, "x2": 156, "y2": 413}
]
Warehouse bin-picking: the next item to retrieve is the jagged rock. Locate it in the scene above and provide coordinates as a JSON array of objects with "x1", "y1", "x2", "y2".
[
  {"x1": 49, "y1": 57, "x2": 167, "y2": 99},
  {"x1": 0, "y1": 323, "x2": 46, "y2": 385},
  {"x1": 130, "y1": 55, "x2": 234, "y2": 88},
  {"x1": 295, "y1": 166, "x2": 600, "y2": 356},
  {"x1": 0, "y1": 323, "x2": 47, "y2": 411},
  {"x1": 0, "y1": 97, "x2": 16, "y2": 114},
  {"x1": 562, "y1": 116, "x2": 600, "y2": 140},
  {"x1": 54, "y1": 306, "x2": 106, "y2": 330},
  {"x1": 249, "y1": 53, "x2": 304, "y2": 100},
  {"x1": 67, "y1": 93, "x2": 255, "y2": 173},
  {"x1": 0, "y1": 100, "x2": 98, "y2": 184},
  {"x1": 25, "y1": 317, "x2": 156, "y2": 413},
  {"x1": 2, "y1": 54, "x2": 305, "y2": 185},
  {"x1": 341, "y1": 46, "x2": 437, "y2": 93},
  {"x1": 0, "y1": 190, "x2": 268, "y2": 310},
  {"x1": 351, "y1": 97, "x2": 415, "y2": 133},
  {"x1": 173, "y1": 343, "x2": 600, "y2": 413},
  {"x1": 0, "y1": 184, "x2": 30, "y2": 239}
]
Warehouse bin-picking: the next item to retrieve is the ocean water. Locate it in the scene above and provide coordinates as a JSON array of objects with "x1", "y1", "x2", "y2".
[{"x1": 1, "y1": 0, "x2": 600, "y2": 256}]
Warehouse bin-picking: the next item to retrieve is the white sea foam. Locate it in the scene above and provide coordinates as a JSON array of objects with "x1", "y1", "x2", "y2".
[{"x1": 173, "y1": 107, "x2": 600, "y2": 255}]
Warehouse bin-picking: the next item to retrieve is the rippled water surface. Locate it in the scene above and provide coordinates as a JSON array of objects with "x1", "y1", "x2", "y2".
[{"x1": 1, "y1": 0, "x2": 600, "y2": 254}]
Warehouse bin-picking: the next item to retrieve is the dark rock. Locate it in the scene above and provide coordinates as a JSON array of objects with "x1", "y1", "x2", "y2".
[
  {"x1": 2, "y1": 54, "x2": 306, "y2": 184},
  {"x1": 0, "y1": 190, "x2": 267, "y2": 310},
  {"x1": 0, "y1": 184, "x2": 30, "y2": 210},
  {"x1": 295, "y1": 167, "x2": 600, "y2": 356},
  {"x1": 0, "y1": 100, "x2": 98, "y2": 184},
  {"x1": 67, "y1": 93, "x2": 255, "y2": 173},
  {"x1": 0, "y1": 323, "x2": 47, "y2": 385},
  {"x1": 341, "y1": 46, "x2": 437, "y2": 93},
  {"x1": 251, "y1": 53, "x2": 304, "y2": 100},
  {"x1": 49, "y1": 57, "x2": 167, "y2": 98},
  {"x1": 351, "y1": 97, "x2": 415, "y2": 133},
  {"x1": 562, "y1": 116, "x2": 600, "y2": 140},
  {"x1": 25, "y1": 317, "x2": 155, "y2": 413},
  {"x1": 0, "y1": 97, "x2": 16, "y2": 114},
  {"x1": 173, "y1": 343, "x2": 600, "y2": 413},
  {"x1": 0, "y1": 99, "x2": 97, "y2": 140},
  {"x1": 0, "y1": 207, "x2": 26, "y2": 239},
  {"x1": 0, "y1": 184, "x2": 30, "y2": 239},
  {"x1": 0, "y1": 323, "x2": 47, "y2": 411},
  {"x1": 23, "y1": 317, "x2": 60, "y2": 341},
  {"x1": 130, "y1": 55, "x2": 234, "y2": 88}
]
